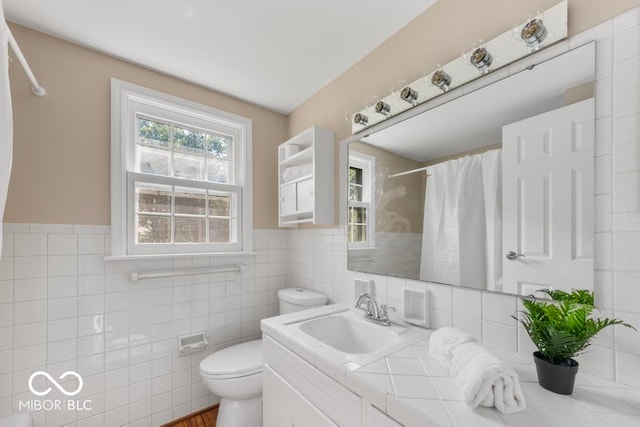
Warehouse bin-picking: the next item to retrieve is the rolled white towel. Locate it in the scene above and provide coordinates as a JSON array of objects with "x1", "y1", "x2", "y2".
[
  {"x1": 429, "y1": 327, "x2": 526, "y2": 414},
  {"x1": 449, "y1": 341, "x2": 526, "y2": 414},
  {"x1": 428, "y1": 327, "x2": 476, "y2": 368}
]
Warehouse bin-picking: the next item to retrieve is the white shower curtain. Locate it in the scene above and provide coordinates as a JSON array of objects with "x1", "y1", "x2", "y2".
[
  {"x1": 481, "y1": 150, "x2": 502, "y2": 291},
  {"x1": 420, "y1": 149, "x2": 502, "y2": 290},
  {"x1": 0, "y1": 1, "x2": 12, "y2": 260}
]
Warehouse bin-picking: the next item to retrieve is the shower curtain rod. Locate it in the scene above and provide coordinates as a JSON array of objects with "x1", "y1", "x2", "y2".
[
  {"x1": 388, "y1": 166, "x2": 431, "y2": 178},
  {"x1": 6, "y1": 26, "x2": 46, "y2": 96}
]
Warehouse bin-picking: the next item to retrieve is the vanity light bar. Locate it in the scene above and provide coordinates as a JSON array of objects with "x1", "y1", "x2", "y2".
[
  {"x1": 469, "y1": 47, "x2": 493, "y2": 73},
  {"x1": 400, "y1": 86, "x2": 419, "y2": 104},
  {"x1": 351, "y1": 0, "x2": 567, "y2": 134},
  {"x1": 375, "y1": 100, "x2": 391, "y2": 115},
  {"x1": 431, "y1": 69, "x2": 452, "y2": 91},
  {"x1": 521, "y1": 18, "x2": 548, "y2": 50}
]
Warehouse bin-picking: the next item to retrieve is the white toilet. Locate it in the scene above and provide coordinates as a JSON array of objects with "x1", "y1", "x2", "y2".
[{"x1": 200, "y1": 288, "x2": 327, "y2": 427}]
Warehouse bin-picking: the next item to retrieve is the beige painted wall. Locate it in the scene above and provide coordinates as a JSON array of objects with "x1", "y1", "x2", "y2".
[
  {"x1": 5, "y1": 0, "x2": 638, "y2": 228},
  {"x1": 288, "y1": 0, "x2": 640, "y2": 141},
  {"x1": 5, "y1": 23, "x2": 288, "y2": 227}
]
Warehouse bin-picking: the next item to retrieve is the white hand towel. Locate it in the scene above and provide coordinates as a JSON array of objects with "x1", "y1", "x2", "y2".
[
  {"x1": 429, "y1": 327, "x2": 526, "y2": 414},
  {"x1": 282, "y1": 166, "x2": 299, "y2": 183},
  {"x1": 428, "y1": 326, "x2": 476, "y2": 368},
  {"x1": 282, "y1": 163, "x2": 313, "y2": 183}
]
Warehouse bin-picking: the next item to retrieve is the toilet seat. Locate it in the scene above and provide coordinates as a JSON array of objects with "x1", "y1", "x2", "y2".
[{"x1": 200, "y1": 339, "x2": 263, "y2": 379}]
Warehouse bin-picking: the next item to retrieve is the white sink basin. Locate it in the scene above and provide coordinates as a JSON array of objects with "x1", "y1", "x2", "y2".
[{"x1": 298, "y1": 310, "x2": 411, "y2": 354}]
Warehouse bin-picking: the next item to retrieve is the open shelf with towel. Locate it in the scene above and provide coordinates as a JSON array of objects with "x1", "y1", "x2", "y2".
[{"x1": 278, "y1": 126, "x2": 334, "y2": 227}]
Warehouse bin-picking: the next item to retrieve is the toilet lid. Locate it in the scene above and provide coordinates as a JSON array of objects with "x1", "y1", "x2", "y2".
[{"x1": 200, "y1": 339, "x2": 263, "y2": 378}]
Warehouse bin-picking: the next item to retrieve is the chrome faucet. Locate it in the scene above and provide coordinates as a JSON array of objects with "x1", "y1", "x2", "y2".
[{"x1": 354, "y1": 293, "x2": 395, "y2": 326}]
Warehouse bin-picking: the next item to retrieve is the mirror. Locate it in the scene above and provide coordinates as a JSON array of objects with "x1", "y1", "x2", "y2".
[{"x1": 347, "y1": 42, "x2": 595, "y2": 296}]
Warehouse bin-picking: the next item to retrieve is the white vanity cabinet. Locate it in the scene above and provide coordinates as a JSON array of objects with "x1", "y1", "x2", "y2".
[
  {"x1": 278, "y1": 126, "x2": 334, "y2": 227},
  {"x1": 369, "y1": 406, "x2": 403, "y2": 427},
  {"x1": 263, "y1": 336, "x2": 362, "y2": 426},
  {"x1": 263, "y1": 335, "x2": 407, "y2": 427},
  {"x1": 264, "y1": 365, "x2": 337, "y2": 427}
]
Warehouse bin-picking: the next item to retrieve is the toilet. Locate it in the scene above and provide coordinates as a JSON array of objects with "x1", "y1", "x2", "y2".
[{"x1": 200, "y1": 288, "x2": 327, "y2": 427}]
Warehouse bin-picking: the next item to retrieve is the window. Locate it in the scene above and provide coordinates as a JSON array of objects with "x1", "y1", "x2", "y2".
[
  {"x1": 111, "y1": 80, "x2": 252, "y2": 256},
  {"x1": 348, "y1": 153, "x2": 375, "y2": 247}
]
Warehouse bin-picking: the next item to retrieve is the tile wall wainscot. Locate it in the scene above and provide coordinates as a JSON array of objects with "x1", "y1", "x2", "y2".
[
  {"x1": 348, "y1": 232, "x2": 422, "y2": 280},
  {"x1": 0, "y1": 224, "x2": 290, "y2": 427},
  {"x1": 286, "y1": 7, "x2": 640, "y2": 390}
]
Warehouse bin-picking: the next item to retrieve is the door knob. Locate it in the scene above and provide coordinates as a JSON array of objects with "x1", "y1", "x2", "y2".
[{"x1": 506, "y1": 251, "x2": 525, "y2": 260}]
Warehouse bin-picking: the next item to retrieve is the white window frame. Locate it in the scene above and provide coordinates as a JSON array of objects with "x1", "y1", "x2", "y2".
[
  {"x1": 110, "y1": 79, "x2": 253, "y2": 257},
  {"x1": 348, "y1": 153, "x2": 375, "y2": 248}
]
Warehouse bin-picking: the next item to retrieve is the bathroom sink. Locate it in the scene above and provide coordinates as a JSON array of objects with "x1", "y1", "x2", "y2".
[{"x1": 298, "y1": 310, "x2": 410, "y2": 354}]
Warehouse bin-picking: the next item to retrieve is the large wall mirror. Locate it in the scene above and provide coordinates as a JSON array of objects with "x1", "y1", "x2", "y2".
[{"x1": 347, "y1": 42, "x2": 595, "y2": 296}]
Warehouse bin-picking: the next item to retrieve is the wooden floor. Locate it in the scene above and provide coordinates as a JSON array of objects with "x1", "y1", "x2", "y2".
[{"x1": 161, "y1": 405, "x2": 218, "y2": 427}]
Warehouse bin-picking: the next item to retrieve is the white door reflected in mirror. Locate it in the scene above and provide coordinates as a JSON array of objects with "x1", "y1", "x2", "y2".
[{"x1": 502, "y1": 99, "x2": 594, "y2": 295}]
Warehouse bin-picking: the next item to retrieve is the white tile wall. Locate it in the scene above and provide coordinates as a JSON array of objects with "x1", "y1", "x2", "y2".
[{"x1": 0, "y1": 226, "x2": 288, "y2": 426}]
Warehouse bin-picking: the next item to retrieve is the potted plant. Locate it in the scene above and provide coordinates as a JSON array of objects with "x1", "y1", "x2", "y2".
[{"x1": 514, "y1": 289, "x2": 635, "y2": 395}]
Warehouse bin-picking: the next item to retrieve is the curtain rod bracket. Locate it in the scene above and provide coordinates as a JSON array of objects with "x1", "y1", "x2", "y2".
[
  {"x1": 31, "y1": 86, "x2": 46, "y2": 96},
  {"x1": 6, "y1": 26, "x2": 46, "y2": 96}
]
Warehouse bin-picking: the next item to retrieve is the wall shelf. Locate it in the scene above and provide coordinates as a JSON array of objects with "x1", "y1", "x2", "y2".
[{"x1": 278, "y1": 126, "x2": 334, "y2": 227}]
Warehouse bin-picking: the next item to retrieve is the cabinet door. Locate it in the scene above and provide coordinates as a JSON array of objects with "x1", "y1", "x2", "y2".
[
  {"x1": 301, "y1": 398, "x2": 337, "y2": 427},
  {"x1": 264, "y1": 365, "x2": 337, "y2": 427},
  {"x1": 297, "y1": 178, "x2": 315, "y2": 213},
  {"x1": 264, "y1": 365, "x2": 301, "y2": 427},
  {"x1": 369, "y1": 405, "x2": 403, "y2": 427},
  {"x1": 280, "y1": 182, "x2": 297, "y2": 216}
]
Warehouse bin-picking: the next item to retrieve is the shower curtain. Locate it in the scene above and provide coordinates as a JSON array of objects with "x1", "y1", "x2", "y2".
[
  {"x1": 419, "y1": 149, "x2": 502, "y2": 290},
  {"x1": 0, "y1": 1, "x2": 12, "y2": 260}
]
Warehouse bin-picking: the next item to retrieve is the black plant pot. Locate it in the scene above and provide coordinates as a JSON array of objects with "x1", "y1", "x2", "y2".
[{"x1": 533, "y1": 351, "x2": 579, "y2": 395}]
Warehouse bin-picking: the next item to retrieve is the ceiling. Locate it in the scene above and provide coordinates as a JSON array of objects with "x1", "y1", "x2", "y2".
[{"x1": 3, "y1": 0, "x2": 438, "y2": 113}]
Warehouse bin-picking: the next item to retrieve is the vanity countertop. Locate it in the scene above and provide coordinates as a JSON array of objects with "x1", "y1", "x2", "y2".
[{"x1": 261, "y1": 304, "x2": 640, "y2": 427}]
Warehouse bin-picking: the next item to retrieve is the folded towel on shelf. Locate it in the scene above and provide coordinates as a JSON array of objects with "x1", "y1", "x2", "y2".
[
  {"x1": 428, "y1": 326, "x2": 476, "y2": 368},
  {"x1": 429, "y1": 327, "x2": 526, "y2": 414},
  {"x1": 282, "y1": 163, "x2": 313, "y2": 183}
]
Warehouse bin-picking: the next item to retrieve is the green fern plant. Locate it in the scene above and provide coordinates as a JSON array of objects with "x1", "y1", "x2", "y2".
[{"x1": 513, "y1": 289, "x2": 636, "y2": 365}]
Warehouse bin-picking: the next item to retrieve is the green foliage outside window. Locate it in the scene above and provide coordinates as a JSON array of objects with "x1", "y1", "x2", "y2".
[{"x1": 139, "y1": 118, "x2": 230, "y2": 158}]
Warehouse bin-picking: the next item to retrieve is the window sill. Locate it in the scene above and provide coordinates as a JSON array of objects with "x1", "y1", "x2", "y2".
[{"x1": 104, "y1": 251, "x2": 257, "y2": 262}]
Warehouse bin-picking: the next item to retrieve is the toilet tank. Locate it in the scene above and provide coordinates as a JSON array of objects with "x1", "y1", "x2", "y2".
[{"x1": 278, "y1": 288, "x2": 327, "y2": 314}]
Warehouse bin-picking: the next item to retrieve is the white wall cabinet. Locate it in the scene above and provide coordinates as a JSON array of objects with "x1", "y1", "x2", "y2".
[{"x1": 278, "y1": 126, "x2": 334, "y2": 227}]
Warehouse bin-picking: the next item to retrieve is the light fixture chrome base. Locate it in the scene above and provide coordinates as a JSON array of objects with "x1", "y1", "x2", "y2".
[
  {"x1": 521, "y1": 18, "x2": 548, "y2": 50},
  {"x1": 400, "y1": 86, "x2": 418, "y2": 104},
  {"x1": 470, "y1": 47, "x2": 493, "y2": 73}
]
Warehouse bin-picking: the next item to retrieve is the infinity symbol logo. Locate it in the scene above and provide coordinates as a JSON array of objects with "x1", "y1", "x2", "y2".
[{"x1": 28, "y1": 371, "x2": 84, "y2": 397}]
